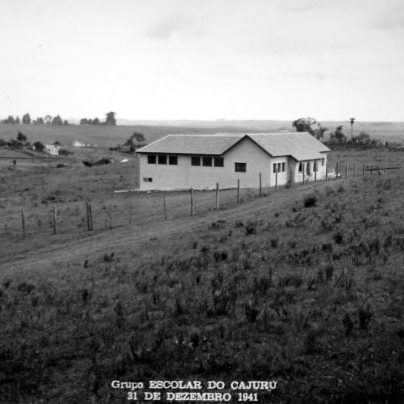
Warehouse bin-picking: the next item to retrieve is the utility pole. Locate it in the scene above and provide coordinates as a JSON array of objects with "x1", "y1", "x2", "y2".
[{"x1": 349, "y1": 117, "x2": 355, "y2": 141}]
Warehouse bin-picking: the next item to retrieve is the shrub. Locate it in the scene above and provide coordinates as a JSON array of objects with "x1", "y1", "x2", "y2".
[{"x1": 304, "y1": 195, "x2": 317, "y2": 208}]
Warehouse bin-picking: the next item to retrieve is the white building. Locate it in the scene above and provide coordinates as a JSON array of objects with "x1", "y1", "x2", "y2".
[
  {"x1": 136, "y1": 132, "x2": 330, "y2": 190},
  {"x1": 44, "y1": 144, "x2": 61, "y2": 156}
]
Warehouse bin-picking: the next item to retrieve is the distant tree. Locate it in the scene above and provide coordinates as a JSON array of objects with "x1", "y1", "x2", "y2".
[
  {"x1": 33, "y1": 117, "x2": 45, "y2": 125},
  {"x1": 52, "y1": 115, "x2": 63, "y2": 125},
  {"x1": 53, "y1": 141, "x2": 62, "y2": 146},
  {"x1": 80, "y1": 118, "x2": 88, "y2": 125},
  {"x1": 63, "y1": 120, "x2": 69, "y2": 125},
  {"x1": 2, "y1": 116, "x2": 15, "y2": 124},
  {"x1": 92, "y1": 117, "x2": 100, "y2": 125},
  {"x1": 353, "y1": 131, "x2": 371, "y2": 145},
  {"x1": 44, "y1": 115, "x2": 52, "y2": 124},
  {"x1": 329, "y1": 125, "x2": 347, "y2": 144},
  {"x1": 17, "y1": 132, "x2": 27, "y2": 142},
  {"x1": 22, "y1": 113, "x2": 31, "y2": 124},
  {"x1": 8, "y1": 139, "x2": 23, "y2": 149},
  {"x1": 33, "y1": 141, "x2": 45, "y2": 152},
  {"x1": 132, "y1": 132, "x2": 145, "y2": 143},
  {"x1": 105, "y1": 111, "x2": 116, "y2": 126},
  {"x1": 0, "y1": 138, "x2": 7, "y2": 147},
  {"x1": 292, "y1": 117, "x2": 327, "y2": 140},
  {"x1": 15, "y1": 116, "x2": 20, "y2": 124}
]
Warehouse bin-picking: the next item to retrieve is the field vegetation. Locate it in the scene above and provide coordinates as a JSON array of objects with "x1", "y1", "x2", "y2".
[{"x1": 0, "y1": 145, "x2": 403, "y2": 402}]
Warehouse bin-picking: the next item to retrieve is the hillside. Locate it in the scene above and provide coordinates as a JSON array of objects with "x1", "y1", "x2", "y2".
[{"x1": 0, "y1": 161, "x2": 403, "y2": 402}]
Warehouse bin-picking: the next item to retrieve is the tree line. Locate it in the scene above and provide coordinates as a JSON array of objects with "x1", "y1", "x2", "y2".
[{"x1": 2, "y1": 111, "x2": 117, "y2": 126}]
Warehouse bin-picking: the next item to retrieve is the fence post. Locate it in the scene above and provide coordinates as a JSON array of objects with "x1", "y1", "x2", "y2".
[
  {"x1": 21, "y1": 209, "x2": 26, "y2": 237},
  {"x1": 354, "y1": 162, "x2": 357, "y2": 177},
  {"x1": 302, "y1": 166, "x2": 305, "y2": 184},
  {"x1": 86, "y1": 202, "x2": 93, "y2": 231},
  {"x1": 275, "y1": 170, "x2": 278, "y2": 189},
  {"x1": 259, "y1": 173, "x2": 262, "y2": 196},
  {"x1": 237, "y1": 179, "x2": 240, "y2": 204},
  {"x1": 163, "y1": 195, "x2": 167, "y2": 220},
  {"x1": 336, "y1": 161, "x2": 339, "y2": 179},
  {"x1": 314, "y1": 170, "x2": 317, "y2": 182},
  {"x1": 129, "y1": 201, "x2": 133, "y2": 225},
  {"x1": 108, "y1": 204, "x2": 113, "y2": 229},
  {"x1": 89, "y1": 203, "x2": 93, "y2": 231},
  {"x1": 52, "y1": 206, "x2": 57, "y2": 234},
  {"x1": 215, "y1": 182, "x2": 219, "y2": 210},
  {"x1": 326, "y1": 165, "x2": 328, "y2": 181},
  {"x1": 190, "y1": 188, "x2": 194, "y2": 216},
  {"x1": 345, "y1": 161, "x2": 348, "y2": 178}
]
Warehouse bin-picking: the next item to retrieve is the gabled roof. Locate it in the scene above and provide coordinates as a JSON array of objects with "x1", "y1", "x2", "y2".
[{"x1": 136, "y1": 132, "x2": 330, "y2": 161}]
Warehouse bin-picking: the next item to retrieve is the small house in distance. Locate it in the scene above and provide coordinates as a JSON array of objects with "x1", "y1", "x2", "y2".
[
  {"x1": 136, "y1": 132, "x2": 330, "y2": 190},
  {"x1": 44, "y1": 144, "x2": 61, "y2": 156}
]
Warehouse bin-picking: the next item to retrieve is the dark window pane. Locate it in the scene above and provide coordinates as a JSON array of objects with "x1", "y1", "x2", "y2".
[
  {"x1": 298, "y1": 163, "x2": 303, "y2": 172},
  {"x1": 169, "y1": 155, "x2": 178, "y2": 165},
  {"x1": 191, "y1": 156, "x2": 200, "y2": 166},
  {"x1": 235, "y1": 162, "x2": 246, "y2": 172},
  {"x1": 202, "y1": 156, "x2": 212, "y2": 166},
  {"x1": 282, "y1": 162, "x2": 285, "y2": 172},
  {"x1": 147, "y1": 155, "x2": 156, "y2": 164},
  {"x1": 158, "y1": 155, "x2": 167, "y2": 164},
  {"x1": 214, "y1": 157, "x2": 224, "y2": 167},
  {"x1": 273, "y1": 163, "x2": 277, "y2": 173}
]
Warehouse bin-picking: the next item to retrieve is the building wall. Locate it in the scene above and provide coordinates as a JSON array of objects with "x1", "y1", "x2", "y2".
[
  {"x1": 138, "y1": 139, "x2": 328, "y2": 190},
  {"x1": 290, "y1": 153, "x2": 328, "y2": 184}
]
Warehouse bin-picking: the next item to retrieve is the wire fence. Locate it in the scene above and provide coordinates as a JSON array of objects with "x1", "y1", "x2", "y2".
[{"x1": 0, "y1": 160, "x2": 400, "y2": 242}]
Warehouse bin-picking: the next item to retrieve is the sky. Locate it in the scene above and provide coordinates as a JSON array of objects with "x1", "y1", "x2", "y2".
[{"x1": 0, "y1": 0, "x2": 403, "y2": 122}]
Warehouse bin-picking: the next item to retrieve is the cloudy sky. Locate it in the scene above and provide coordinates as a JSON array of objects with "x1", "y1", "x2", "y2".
[{"x1": 0, "y1": 0, "x2": 403, "y2": 121}]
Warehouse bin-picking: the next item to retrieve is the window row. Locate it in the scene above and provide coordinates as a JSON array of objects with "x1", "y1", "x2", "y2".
[
  {"x1": 148, "y1": 154, "x2": 178, "y2": 165},
  {"x1": 191, "y1": 156, "x2": 224, "y2": 167},
  {"x1": 273, "y1": 162, "x2": 286, "y2": 173},
  {"x1": 298, "y1": 159, "x2": 324, "y2": 174}
]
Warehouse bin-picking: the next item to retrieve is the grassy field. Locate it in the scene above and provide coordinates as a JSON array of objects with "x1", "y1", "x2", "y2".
[
  {"x1": 0, "y1": 131, "x2": 404, "y2": 402},
  {"x1": 0, "y1": 121, "x2": 403, "y2": 149}
]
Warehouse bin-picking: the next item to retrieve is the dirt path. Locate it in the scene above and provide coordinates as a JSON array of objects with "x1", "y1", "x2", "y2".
[{"x1": 0, "y1": 180, "x2": 340, "y2": 277}]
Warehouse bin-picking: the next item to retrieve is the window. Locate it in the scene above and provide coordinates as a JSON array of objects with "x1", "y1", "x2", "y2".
[
  {"x1": 202, "y1": 156, "x2": 212, "y2": 167},
  {"x1": 158, "y1": 155, "x2": 167, "y2": 165},
  {"x1": 321, "y1": 158, "x2": 325, "y2": 166},
  {"x1": 313, "y1": 161, "x2": 318, "y2": 172},
  {"x1": 147, "y1": 155, "x2": 156, "y2": 164},
  {"x1": 278, "y1": 163, "x2": 282, "y2": 172},
  {"x1": 143, "y1": 177, "x2": 153, "y2": 182},
  {"x1": 214, "y1": 157, "x2": 224, "y2": 167},
  {"x1": 298, "y1": 163, "x2": 303, "y2": 172},
  {"x1": 306, "y1": 162, "x2": 311, "y2": 175},
  {"x1": 282, "y1": 162, "x2": 285, "y2": 172},
  {"x1": 273, "y1": 163, "x2": 277, "y2": 173},
  {"x1": 169, "y1": 155, "x2": 178, "y2": 165},
  {"x1": 235, "y1": 162, "x2": 246, "y2": 172},
  {"x1": 191, "y1": 156, "x2": 200, "y2": 166}
]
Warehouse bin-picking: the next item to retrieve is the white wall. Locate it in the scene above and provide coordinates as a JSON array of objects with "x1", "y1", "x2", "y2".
[
  {"x1": 138, "y1": 139, "x2": 328, "y2": 190},
  {"x1": 290, "y1": 153, "x2": 328, "y2": 184}
]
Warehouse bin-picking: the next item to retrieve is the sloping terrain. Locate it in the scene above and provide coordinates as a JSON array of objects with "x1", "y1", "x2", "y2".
[{"x1": 0, "y1": 170, "x2": 403, "y2": 402}]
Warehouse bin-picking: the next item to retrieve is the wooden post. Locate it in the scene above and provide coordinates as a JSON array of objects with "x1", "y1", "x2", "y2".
[
  {"x1": 259, "y1": 173, "x2": 262, "y2": 196},
  {"x1": 129, "y1": 201, "x2": 132, "y2": 225},
  {"x1": 354, "y1": 162, "x2": 357, "y2": 177},
  {"x1": 237, "y1": 179, "x2": 240, "y2": 204},
  {"x1": 302, "y1": 166, "x2": 305, "y2": 184},
  {"x1": 163, "y1": 195, "x2": 167, "y2": 220},
  {"x1": 215, "y1": 182, "x2": 219, "y2": 210},
  {"x1": 89, "y1": 203, "x2": 93, "y2": 231},
  {"x1": 336, "y1": 161, "x2": 339, "y2": 179},
  {"x1": 275, "y1": 171, "x2": 278, "y2": 189},
  {"x1": 86, "y1": 202, "x2": 93, "y2": 231},
  {"x1": 345, "y1": 161, "x2": 348, "y2": 178},
  {"x1": 108, "y1": 204, "x2": 113, "y2": 229},
  {"x1": 21, "y1": 209, "x2": 26, "y2": 237},
  {"x1": 314, "y1": 170, "x2": 317, "y2": 182},
  {"x1": 190, "y1": 188, "x2": 194, "y2": 216},
  {"x1": 52, "y1": 206, "x2": 57, "y2": 234},
  {"x1": 326, "y1": 166, "x2": 328, "y2": 181}
]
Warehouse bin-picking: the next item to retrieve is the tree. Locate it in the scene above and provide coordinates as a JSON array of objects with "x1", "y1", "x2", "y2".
[
  {"x1": 80, "y1": 118, "x2": 89, "y2": 125},
  {"x1": 17, "y1": 132, "x2": 27, "y2": 143},
  {"x1": 44, "y1": 115, "x2": 52, "y2": 124},
  {"x1": 329, "y1": 125, "x2": 347, "y2": 144},
  {"x1": 15, "y1": 116, "x2": 20, "y2": 124},
  {"x1": 52, "y1": 115, "x2": 63, "y2": 125},
  {"x1": 22, "y1": 113, "x2": 31, "y2": 124},
  {"x1": 92, "y1": 117, "x2": 100, "y2": 125},
  {"x1": 2, "y1": 116, "x2": 15, "y2": 124},
  {"x1": 63, "y1": 120, "x2": 69, "y2": 125},
  {"x1": 105, "y1": 111, "x2": 116, "y2": 126},
  {"x1": 292, "y1": 117, "x2": 327, "y2": 139},
  {"x1": 132, "y1": 132, "x2": 145, "y2": 143},
  {"x1": 34, "y1": 117, "x2": 45, "y2": 125},
  {"x1": 33, "y1": 141, "x2": 45, "y2": 152}
]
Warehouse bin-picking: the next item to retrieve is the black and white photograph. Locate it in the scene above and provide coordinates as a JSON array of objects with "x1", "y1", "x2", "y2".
[{"x1": 0, "y1": 0, "x2": 404, "y2": 402}]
